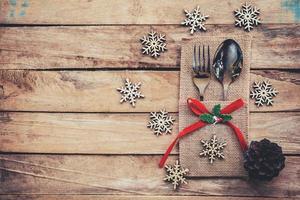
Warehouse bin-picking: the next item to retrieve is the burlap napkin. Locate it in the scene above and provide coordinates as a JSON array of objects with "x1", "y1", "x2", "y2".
[{"x1": 179, "y1": 35, "x2": 251, "y2": 177}]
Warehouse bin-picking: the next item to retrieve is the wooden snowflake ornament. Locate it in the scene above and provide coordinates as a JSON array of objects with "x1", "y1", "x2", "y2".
[
  {"x1": 140, "y1": 31, "x2": 167, "y2": 58},
  {"x1": 234, "y1": 2, "x2": 261, "y2": 31},
  {"x1": 147, "y1": 109, "x2": 175, "y2": 136},
  {"x1": 181, "y1": 6, "x2": 209, "y2": 34},
  {"x1": 164, "y1": 160, "x2": 189, "y2": 190},
  {"x1": 200, "y1": 135, "x2": 227, "y2": 164},
  {"x1": 250, "y1": 81, "x2": 278, "y2": 107},
  {"x1": 117, "y1": 78, "x2": 144, "y2": 107}
]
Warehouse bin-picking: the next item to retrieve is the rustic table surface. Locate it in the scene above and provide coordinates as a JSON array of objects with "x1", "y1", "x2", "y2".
[{"x1": 0, "y1": 0, "x2": 299, "y2": 199}]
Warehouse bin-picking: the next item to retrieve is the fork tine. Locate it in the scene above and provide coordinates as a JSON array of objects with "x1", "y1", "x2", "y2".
[
  {"x1": 207, "y1": 45, "x2": 210, "y2": 73},
  {"x1": 198, "y1": 45, "x2": 201, "y2": 71},
  {"x1": 192, "y1": 45, "x2": 197, "y2": 73},
  {"x1": 202, "y1": 45, "x2": 205, "y2": 71}
]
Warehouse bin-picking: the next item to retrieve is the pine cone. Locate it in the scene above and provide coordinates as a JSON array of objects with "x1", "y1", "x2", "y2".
[{"x1": 244, "y1": 139, "x2": 285, "y2": 181}]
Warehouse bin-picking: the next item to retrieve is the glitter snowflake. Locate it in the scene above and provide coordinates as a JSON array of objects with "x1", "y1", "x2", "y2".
[
  {"x1": 140, "y1": 31, "x2": 167, "y2": 58},
  {"x1": 181, "y1": 6, "x2": 209, "y2": 34},
  {"x1": 234, "y1": 2, "x2": 261, "y2": 31},
  {"x1": 147, "y1": 109, "x2": 175, "y2": 136},
  {"x1": 200, "y1": 135, "x2": 227, "y2": 164},
  {"x1": 164, "y1": 160, "x2": 189, "y2": 190},
  {"x1": 250, "y1": 81, "x2": 278, "y2": 107},
  {"x1": 117, "y1": 78, "x2": 144, "y2": 107}
]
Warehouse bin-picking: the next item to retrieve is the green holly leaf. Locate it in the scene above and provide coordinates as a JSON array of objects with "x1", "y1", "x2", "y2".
[
  {"x1": 199, "y1": 104, "x2": 232, "y2": 124},
  {"x1": 212, "y1": 104, "x2": 221, "y2": 116},
  {"x1": 220, "y1": 114, "x2": 232, "y2": 122},
  {"x1": 200, "y1": 114, "x2": 215, "y2": 124}
]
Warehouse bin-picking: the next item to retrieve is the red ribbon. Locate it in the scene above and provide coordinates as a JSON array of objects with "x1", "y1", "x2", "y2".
[{"x1": 159, "y1": 98, "x2": 248, "y2": 168}]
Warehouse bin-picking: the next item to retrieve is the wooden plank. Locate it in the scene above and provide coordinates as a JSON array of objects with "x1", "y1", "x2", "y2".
[
  {"x1": 0, "y1": 25, "x2": 299, "y2": 70},
  {"x1": 0, "y1": 70, "x2": 299, "y2": 112},
  {"x1": 0, "y1": 112, "x2": 299, "y2": 154},
  {"x1": 0, "y1": 0, "x2": 298, "y2": 24},
  {"x1": 0, "y1": 195, "x2": 291, "y2": 200},
  {"x1": 0, "y1": 155, "x2": 298, "y2": 197}
]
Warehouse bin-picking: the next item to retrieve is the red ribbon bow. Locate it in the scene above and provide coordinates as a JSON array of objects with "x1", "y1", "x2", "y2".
[{"x1": 159, "y1": 98, "x2": 248, "y2": 168}]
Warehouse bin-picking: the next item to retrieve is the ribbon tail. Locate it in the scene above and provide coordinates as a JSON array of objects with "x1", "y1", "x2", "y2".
[
  {"x1": 226, "y1": 121, "x2": 248, "y2": 152},
  {"x1": 159, "y1": 137, "x2": 178, "y2": 168},
  {"x1": 159, "y1": 121, "x2": 207, "y2": 168}
]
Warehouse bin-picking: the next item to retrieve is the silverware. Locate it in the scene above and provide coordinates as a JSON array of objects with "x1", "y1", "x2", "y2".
[
  {"x1": 192, "y1": 45, "x2": 211, "y2": 101},
  {"x1": 212, "y1": 39, "x2": 243, "y2": 100}
]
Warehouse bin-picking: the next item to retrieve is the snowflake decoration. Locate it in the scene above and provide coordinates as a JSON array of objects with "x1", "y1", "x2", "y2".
[
  {"x1": 200, "y1": 135, "x2": 227, "y2": 164},
  {"x1": 117, "y1": 78, "x2": 144, "y2": 107},
  {"x1": 234, "y1": 2, "x2": 261, "y2": 31},
  {"x1": 164, "y1": 160, "x2": 189, "y2": 190},
  {"x1": 147, "y1": 109, "x2": 175, "y2": 136},
  {"x1": 140, "y1": 31, "x2": 167, "y2": 58},
  {"x1": 181, "y1": 6, "x2": 209, "y2": 34},
  {"x1": 250, "y1": 81, "x2": 278, "y2": 107}
]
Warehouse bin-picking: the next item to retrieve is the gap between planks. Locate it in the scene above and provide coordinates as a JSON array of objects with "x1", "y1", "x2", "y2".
[{"x1": 0, "y1": 195, "x2": 293, "y2": 200}]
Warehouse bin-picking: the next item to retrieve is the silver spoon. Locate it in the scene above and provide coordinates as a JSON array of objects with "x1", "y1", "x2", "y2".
[{"x1": 212, "y1": 39, "x2": 243, "y2": 100}]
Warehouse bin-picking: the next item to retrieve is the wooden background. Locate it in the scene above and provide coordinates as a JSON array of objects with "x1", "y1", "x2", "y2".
[{"x1": 0, "y1": 0, "x2": 299, "y2": 199}]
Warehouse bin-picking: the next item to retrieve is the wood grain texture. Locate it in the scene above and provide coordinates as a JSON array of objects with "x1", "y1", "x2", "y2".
[
  {"x1": 0, "y1": 112, "x2": 299, "y2": 154},
  {"x1": 0, "y1": 155, "x2": 299, "y2": 197},
  {"x1": 0, "y1": 195, "x2": 292, "y2": 200},
  {"x1": 0, "y1": 25, "x2": 299, "y2": 69},
  {"x1": 0, "y1": 0, "x2": 298, "y2": 24},
  {"x1": 0, "y1": 70, "x2": 298, "y2": 112}
]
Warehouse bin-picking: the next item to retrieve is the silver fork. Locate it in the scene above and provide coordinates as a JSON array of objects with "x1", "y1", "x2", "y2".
[{"x1": 192, "y1": 45, "x2": 211, "y2": 101}]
